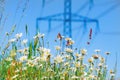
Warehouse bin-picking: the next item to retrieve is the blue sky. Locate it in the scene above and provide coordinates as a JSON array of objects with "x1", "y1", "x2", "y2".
[{"x1": 0, "y1": 0, "x2": 120, "y2": 78}]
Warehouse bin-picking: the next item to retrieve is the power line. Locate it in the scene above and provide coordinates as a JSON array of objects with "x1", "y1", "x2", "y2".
[
  {"x1": 96, "y1": 2, "x2": 120, "y2": 19},
  {"x1": 36, "y1": 0, "x2": 99, "y2": 37}
]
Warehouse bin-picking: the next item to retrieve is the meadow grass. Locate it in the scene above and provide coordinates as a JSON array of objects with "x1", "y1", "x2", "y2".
[{"x1": 0, "y1": 27, "x2": 117, "y2": 80}]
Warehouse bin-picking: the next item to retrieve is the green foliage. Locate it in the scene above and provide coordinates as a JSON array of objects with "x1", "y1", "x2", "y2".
[{"x1": 28, "y1": 42, "x2": 32, "y2": 59}]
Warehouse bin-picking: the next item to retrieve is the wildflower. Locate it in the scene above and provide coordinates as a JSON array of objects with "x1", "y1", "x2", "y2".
[
  {"x1": 65, "y1": 48, "x2": 73, "y2": 53},
  {"x1": 39, "y1": 64, "x2": 43, "y2": 68},
  {"x1": 75, "y1": 62, "x2": 80, "y2": 68},
  {"x1": 38, "y1": 33, "x2": 45, "y2": 38},
  {"x1": 71, "y1": 75, "x2": 79, "y2": 79},
  {"x1": 92, "y1": 54, "x2": 99, "y2": 59},
  {"x1": 57, "y1": 33, "x2": 62, "y2": 40},
  {"x1": 77, "y1": 56, "x2": 84, "y2": 60},
  {"x1": 65, "y1": 37, "x2": 74, "y2": 46},
  {"x1": 64, "y1": 62, "x2": 70, "y2": 66},
  {"x1": 65, "y1": 37, "x2": 71, "y2": 41},
  {"x1": 75, "y1": 53, "x2": 80, "y2": 57},
  {"x1": 60, "y1": 77, "x2": 65, "y2": 80},
  {"x1": 19, "y1": 56, "x2": 27, "y2": 62},
  {"x1": 10, "y1": 50, "x2": 16, "y2": 57},
  {"x1": 40, "y1": 56, "x2": 47, "y2": 62},
  {"x1": 34, "y1": 56, "x2": 41, "y2": 62},
  {"x1": 5, "y1": 32, "x2": 9, "y2": 36},
  {"x1": 110, "y1": 70, "x2": 115, "y2": 79},
  {"x1": 55, "y1": 46, "x2": 61, "y2": 50},
  {"x1": 41, "y1": 76, "x2": 48, "y2": 80},
  {"x1": 12, "y1": 74, "x2": 19, "y2": 79},
  {"x1": 83, "y1": 72, "x2": 87, "y2": 76},
  {"x1": 54, "y1": 55, "x2": 63, "y2": 63},
  {"x1": 10, "y1": 61, "x2": 16, "y2": 66},
  {"x1": 110, "y1": 70, "x2": 114, "y2": 74},
  {"x1": 87, "y1": 41, "x2": 90, "y2": 45},
  {"x1": 27, "y1": 60, "x2": 34, "y2": 67},
  {"x1": 105, "y1": 52, "x2": 110, "y2": 55},
  {"x1": 17, "y1": 49, "x2": 23, "y2": 53},
  {"x1": 88, "y1": 57, "x2": 94, "y2": 63},
  {"x1": 94, "y1": 49, "x2": 101, "y2": 53},
  {"x1": 99, "y1": 57, "x2": 105, "y2": 63},
  {"x1": 23, "y1": 48, "x2": 29, "y2": 55},
  {"x1": 80, "y1": 49, "x2": 87, "y2": 55},
  {"x1": 89, "y1": 74, "x2": 95, "y2": 79},
  {"x1": 43, "y1": 48, "x2": 51, "y2": 55},
  {"x1": 15, "y1": 69, "x2": 20, "y2": 73},
  {"x1": 66, "y1": 39, "x2": 74, "y2": 46},
  {"x1": 15, "y1": 33, "x2": 22, "y2": 39},
  {"x1": 103, "y1": 65, "x2": 108, "y2": 69},
  {"x1": 98, "y1": 63, "x2": 103, "y2": 67},
  {"x1": 22, "y1": 39, "x2": 28, "y2": 45},
  {"x1": 38, "y1": 47, "x2": 51, "y2": 54},
  {"x1": 9, "y1": 38, "x2": 16, "y2": 43},
  {"x1": 63, "y1": 71, "x2": 68, "y2": 76},
  {"x1": 6, "y1": 57, "x2": 13, "y2": 61},
  {"x1": 40, "y1": 50, "x2": 51, "y2": 62},
  {"x1": 33, "y1": 32, "x2": 45, "y2": 39},
  {"x1": 70, "y1": 67, "x2": 77, "y2": 72},
  {"x1": 110, "y1": 73, "x2": 115, "y2": 77},
  {"x1": 89, "y1": 28, "x2": 92, "y2": 39},
  {"x1": 65, "y1": 55, "x2": 72, "y2": 60},
  {"x1": 7, "y1": 69, "x2": 11, "y2": 76},
  {"x1": 33, "y1": 35, "x2": 37, "y2": 39},
  {"x1": 22, "y1": 67, "x2": 27, "y2": 71},
  {"x1": 60, "y1": 52, "x2": 65, "y2": 55},
  {"x1": 47, "y1": 68, "x2": 53, "y2": 72}
]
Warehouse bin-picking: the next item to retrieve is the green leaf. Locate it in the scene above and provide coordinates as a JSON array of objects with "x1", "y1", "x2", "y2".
[
  {"x1": 34, "y1": 38, "x2": 38, "y2": 49},
  {"x1": 28, "y1": 42, "x2": 33, "y2": 59},
  {"x1": 10, "y1": 24, "x2": 16, "y2": 35},
  {"x1": 33, "y1": 38, "x2": 38, "y2": 56},
  {"x1": 25, "y1": 24, "x2": 28, "y2": 35}
]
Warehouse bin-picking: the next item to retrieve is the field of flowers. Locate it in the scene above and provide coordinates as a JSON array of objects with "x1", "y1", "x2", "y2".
[{"x1": 0, "y1": 29, "x2": 116, "y2": 80}]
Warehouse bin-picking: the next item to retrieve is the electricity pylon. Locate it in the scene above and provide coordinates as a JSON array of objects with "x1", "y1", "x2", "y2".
[{"x1": 36, "y1": 0, "x2": 99, "y2": 44}]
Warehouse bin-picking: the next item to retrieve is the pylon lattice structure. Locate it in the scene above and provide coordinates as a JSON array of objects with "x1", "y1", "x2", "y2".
[{"x1": 36, "y1": 0, "x2": 99, "y2": 45}]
